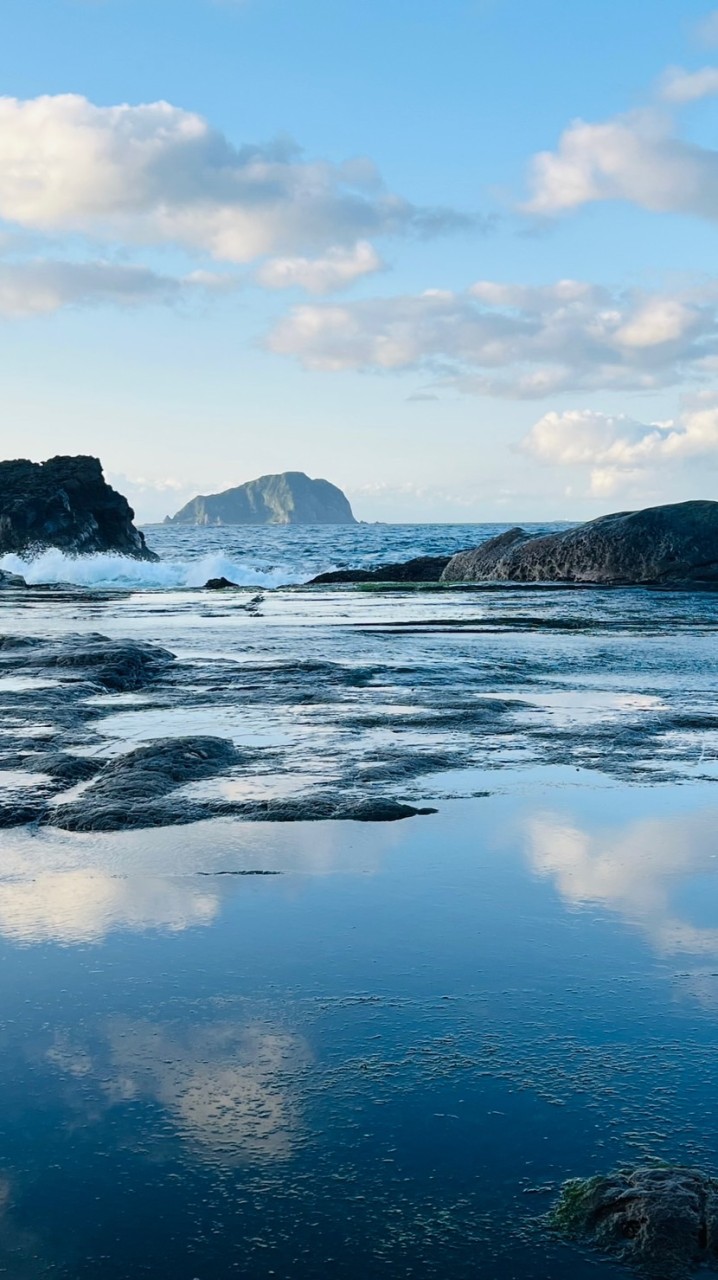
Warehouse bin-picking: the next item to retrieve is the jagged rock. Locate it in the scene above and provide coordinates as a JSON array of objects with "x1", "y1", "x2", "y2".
[
  {"x1": 442, "y1": 502, "x2": 718, "y2": 584},
  {"x1": 550, "y1": 1166, "x2": 718, "y2": 1278},
  {"x1": 0, "y1": 455, "x2": 158, "y2": 560},
  {"x1": 167, "y1": 471, "x2": 356, "y2": 526},
  {"x1": 0, "y1": 569, "x2": 26, "y2": 588},
  {"x1": 204, "y1": 576, "x2": 239, "y2": 589},
  {"x1": 309, "y1": 555, "x2": 451, "y2": 585}
]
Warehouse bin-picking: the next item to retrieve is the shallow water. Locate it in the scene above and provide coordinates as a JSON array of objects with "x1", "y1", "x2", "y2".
[{"x1": 0, "y1": 525, "x2": 717, "y2": 1277}]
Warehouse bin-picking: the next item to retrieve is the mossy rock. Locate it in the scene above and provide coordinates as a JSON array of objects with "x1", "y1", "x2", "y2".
[{"x1": 549, "y1": 1166, "x2": 718, "y2": 1278}]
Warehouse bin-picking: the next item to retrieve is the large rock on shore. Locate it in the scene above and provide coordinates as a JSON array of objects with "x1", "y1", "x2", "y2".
[
  {"x1": 0, "y1": 455, "x2": 157, "y2": 560},
  {"x1": 441, "y1": 502, "x2": 718, "y2": 585}
]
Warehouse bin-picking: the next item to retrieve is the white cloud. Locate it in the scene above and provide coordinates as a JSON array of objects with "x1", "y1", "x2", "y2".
[
  {"x1": 0, "y1": 258, "x2": 207, "y2": 316},
  {"x1": 267, "y1": 277, "x2": 718, "y2": 397},
  {"x1": 521, "y1": 404, "x2": 718, "y2": 494},
  {"x1": 659, "y1": 65, "x2": 718, "y2": 103},
  {"x1": 256, "y1": 240, "x2": 384, "y2": 294},
  {"x1": 0, "y1": 94, "x2": 465, "y2": 264},
  {"x1": 524, "y1": 106, "x2": 718, "y2": 220}
]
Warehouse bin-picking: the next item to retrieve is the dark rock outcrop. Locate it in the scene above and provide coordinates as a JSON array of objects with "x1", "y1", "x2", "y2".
[
  {"x1": 442, "y1": 502, "x2": 718, "y2": 585},
  {"x1": 204, "y1": 576, "x2": 239, "y2": 589},
  {"x1": 550, "y1": 1166, "x2": 718, "y2": 1278},
  {"x1": 0, "y1": 568, "x2": 26, "y2": 588},
  {"x1": 167, "y1": 471, "x2": 356, "y2": 526},
  {"x1": 0, "y1": 455, "x2": 157, "y2": 560},
  {"x1": 7, "y1": 634, "x2": 175, "y2": 692},
  {"x1": 53, "y1": 736, "x2": 243, "y2": 831},
  {"x1": 309, "y1": 555, "x2": 451, "y2": 585},
  {"x1": 225, "y1": 795, "x2": 437, "y2": 823},
  {"x1": 49, "y1": 732, "x2": 436, "y2": 831}
]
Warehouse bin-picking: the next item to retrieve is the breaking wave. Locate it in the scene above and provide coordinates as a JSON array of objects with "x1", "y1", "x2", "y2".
[{"x1": 0, "y1": 549, "x2": 305, "y2": 590}]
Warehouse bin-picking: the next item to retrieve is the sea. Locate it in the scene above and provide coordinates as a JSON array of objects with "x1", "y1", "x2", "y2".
[{"x1": 0, "y1": 521, "x2": 717, "y2": 1279}]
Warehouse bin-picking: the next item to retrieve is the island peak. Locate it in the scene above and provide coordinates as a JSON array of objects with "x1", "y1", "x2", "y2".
[{"x1": 166, "y1": 470, "x2": 356, "y2": 526}]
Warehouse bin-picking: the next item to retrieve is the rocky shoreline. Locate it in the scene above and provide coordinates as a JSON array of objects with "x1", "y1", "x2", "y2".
[{"x1": 309, "y1": 501, "x2": 718, "y2": 588}]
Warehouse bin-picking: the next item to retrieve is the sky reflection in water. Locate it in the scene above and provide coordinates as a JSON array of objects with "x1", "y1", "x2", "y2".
[{"x1": 0, "y1": 781, "x2": 716, "y2": 1277}]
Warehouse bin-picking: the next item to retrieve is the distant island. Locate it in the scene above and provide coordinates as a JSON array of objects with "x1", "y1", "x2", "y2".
[{"x1": 165, "y1": 471, "x2": 356, "y2": 526}]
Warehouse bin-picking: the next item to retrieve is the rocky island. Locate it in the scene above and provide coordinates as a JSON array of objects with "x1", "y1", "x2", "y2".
[
  {"x1": 0, "y1": 455, "x2": 157, "y2": 562},
  {"x1": 166, "y1": 470, "x2": 356, "y2": 525}
]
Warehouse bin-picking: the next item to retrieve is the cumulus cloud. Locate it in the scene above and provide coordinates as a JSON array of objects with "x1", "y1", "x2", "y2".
[
  {"x1": 0, "y1": 94, "x2": 466, "y2": 264},
  {"x1": 521, "y1": 404, "x2": 718, "y2": 493},
  {"x1": 267, "y1": 277, "x2": 718, "y2": 397},
  {"x1": 256, "y1": 240, "x2": 384, "y2": 293},
  {"x1": 524, "y1": 106, "x2": 718, "y2": 220}
]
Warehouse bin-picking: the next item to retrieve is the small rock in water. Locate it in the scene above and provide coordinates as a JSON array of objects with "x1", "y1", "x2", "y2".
[
  {"x1": 0, "y1": 569, "x2": 27, "y2": 588},
  {"x1": 204, "y1": 577, "x2": 239, "y2": 590},
  {"x1": 549, "y1": 1165, "x2": 718, "y2": 1278}
]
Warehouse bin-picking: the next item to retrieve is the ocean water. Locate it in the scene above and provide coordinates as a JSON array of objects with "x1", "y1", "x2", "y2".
[
  {"x1": 0, "y1": 524, "x2": 717, "y2": 1278},
  {"x1": 1, "y1": 521, "x2": 564, "y2": 588}
]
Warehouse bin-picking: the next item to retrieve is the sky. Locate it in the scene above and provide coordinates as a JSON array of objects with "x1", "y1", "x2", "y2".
[{"x1": 3, "y1": 0, "x2": 718, "y2": 522}]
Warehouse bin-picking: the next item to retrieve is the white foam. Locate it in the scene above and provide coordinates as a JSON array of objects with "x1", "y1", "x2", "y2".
[{"x1": 0, "y1": 549, "x2": 305, "y2": 590}]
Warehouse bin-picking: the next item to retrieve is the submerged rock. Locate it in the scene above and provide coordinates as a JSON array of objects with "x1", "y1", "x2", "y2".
[
  {"x1": 0, "y1": 454, "x2": 158, "y2": 560},
  {"x1": 550, "y1": 1165, "x2": 718, "y2": 1278},
  {"x1": 442, "y1": 502, "x2": 718, "y2": 585},
  {"x1": 52, "y1": 736, "x2": 244, "y2": 831},
  {"x1": 309, "y1": 555, "x2": 451, "y2": 585},
  {"x1": 227, "y1": 795, "x2": 437, "y2": 822},
  {"x1": 5, "y1": 634, "x2": 176, "y2": 693}
]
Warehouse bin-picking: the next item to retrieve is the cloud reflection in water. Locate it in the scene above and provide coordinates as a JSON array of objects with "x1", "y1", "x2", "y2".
[{"x1": 525, "y1": 805, "x2": 718, "y2": 957}]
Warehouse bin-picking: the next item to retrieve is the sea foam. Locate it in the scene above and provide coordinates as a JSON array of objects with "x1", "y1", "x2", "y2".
[{"x1": 0, "y1": 549, "x2": 304, "y2": 590}]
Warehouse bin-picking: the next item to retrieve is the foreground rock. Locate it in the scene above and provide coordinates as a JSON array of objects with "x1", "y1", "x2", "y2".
[
  {"x1": 442, "y1": 502, "x2": 718, "y2": 584},
  {"x1": 0, "y1": 455, "x2": 157, "y2": 560},
  {"x1": 0, "y1": 633, "x2": 175, "y2": 692},
  {"x1": 53, "y1": 736, "x2": 243, "y2": 831},
  {"x1": 47, "y1": 734, "x2": 436, "y2": 832},
  {"x1": 550, "y1": 1166, "x2": 718, "y2": 1278},
  {"x1": 167, "y1": 471, "x2": 356, "y2": 525},
  {"x1": 309, "y1": 555, "x2": 451, "y2": 585}
]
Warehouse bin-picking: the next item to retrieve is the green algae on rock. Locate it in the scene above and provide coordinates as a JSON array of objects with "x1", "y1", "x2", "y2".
[{"x1": 549, "y1": 1166, "x2": 718, "y2": 1278}]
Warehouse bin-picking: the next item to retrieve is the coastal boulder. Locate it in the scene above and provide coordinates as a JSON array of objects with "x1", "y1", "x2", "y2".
[
  {"x1": 550, "y1": 1165, "x2": 718, "y2": 1278},
  {"x1": 0, "y1": 455, "x2": 158, "y2": 560},
  {"x1": 309, "y1": 555, "x2": 451, "y2": 585},
  {"x1": 441, "y1": 502, "x2": 718, "y2": 585}
]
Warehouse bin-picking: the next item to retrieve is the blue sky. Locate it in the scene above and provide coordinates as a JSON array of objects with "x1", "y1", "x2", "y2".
[{"x1": 3, "y1": 0, "x2": 718, "y2": 520}]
